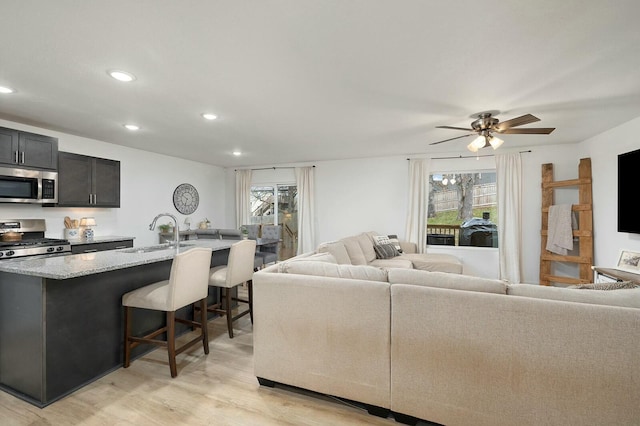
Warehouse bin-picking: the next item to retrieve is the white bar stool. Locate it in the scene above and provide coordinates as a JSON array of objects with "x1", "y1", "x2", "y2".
[
  {"x1": 207, "y1": 239, "x2": 256, "y2": 338},
  {"x1": 122, "y1": 247, "x2": 213, "y2": 378}
]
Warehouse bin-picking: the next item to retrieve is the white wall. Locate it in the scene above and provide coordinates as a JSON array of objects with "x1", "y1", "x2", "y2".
[
  {"x1": 585, "y1": 116, "x2": 640, "y2": 266},
  {"x1": 315, "y1": 157, "x2": 409, "y2": 242},
  {"x1": 0, "y1": 119, "x2": 227, "y2": 246}
]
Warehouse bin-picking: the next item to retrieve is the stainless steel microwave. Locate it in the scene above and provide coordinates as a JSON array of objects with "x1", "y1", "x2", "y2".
[{"x1": 0, "y1": 166, "x2": 58, "y2": 203}]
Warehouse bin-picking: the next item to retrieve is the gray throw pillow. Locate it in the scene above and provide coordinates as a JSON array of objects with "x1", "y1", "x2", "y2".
[
  {"x1": 387, "y1": 234, "x2": 403, "y2": 253},
  {"x1": 572, "y1": 281, "x2": 638, "y2": 290},
  {"x1": 374, "y1": 243, "x2": 400, "y2": 259}
]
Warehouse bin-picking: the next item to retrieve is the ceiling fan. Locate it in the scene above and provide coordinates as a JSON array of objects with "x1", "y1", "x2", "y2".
[{"x1": 431, "y1": 111, "x2": 555, "y2": 152}]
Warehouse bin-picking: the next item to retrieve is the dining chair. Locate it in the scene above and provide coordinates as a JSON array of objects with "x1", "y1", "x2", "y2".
[
  {"x1": 218, "y1": 228, "x2": 263, "y2": 270},
  {"x1": 122, "y1": 247, "x2": 213, "y2": 378},
  {"x1": 257, "y1": 224, "x2": 281, "y2": 267},
  {"x1": 243, "y1": 224, "x2": 261, "y2": 239},
  {"x1": 206, "y1": 239, "x2": 256, "y2": 338}
]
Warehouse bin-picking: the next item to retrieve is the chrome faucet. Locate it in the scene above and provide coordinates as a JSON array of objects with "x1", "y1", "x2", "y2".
[{"x1": 149, "y1": 213, "x2": 180, "y2": 248}]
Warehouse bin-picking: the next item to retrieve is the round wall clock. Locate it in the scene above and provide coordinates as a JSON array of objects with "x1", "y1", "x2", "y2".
[{"x1": 173, "y1": 183, "x2": 199, "y2": 215}]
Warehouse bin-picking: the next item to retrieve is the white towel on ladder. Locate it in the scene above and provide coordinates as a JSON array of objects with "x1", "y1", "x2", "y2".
[{"x1": 546, "y1": 204, "x2": 574, "y2": 255}]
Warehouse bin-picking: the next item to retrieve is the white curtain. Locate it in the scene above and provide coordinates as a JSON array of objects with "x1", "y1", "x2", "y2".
[
  {"x1": 496, "y1": 152, "x2": 522, "y2": 283},
  {"x1": 235, "y1": 169, "x2": 252, "y2": 228},
  {"x1": 295, "y1": 166, "x2": 316, "y2": 254},
  {"x1": 405, "y1": 158, "x2": 431, "y2": 254}
]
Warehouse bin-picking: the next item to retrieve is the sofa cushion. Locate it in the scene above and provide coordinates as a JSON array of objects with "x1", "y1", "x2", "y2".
[
  {"x1": 317, "y1": 241, "x2": 352, "y2": 264},
  {"x1": 388, "y1": 269, "x2": 507, "y2": 294},
  {"x1": 370, "y1": 258, "x2": 414, "y2": 269},
  {"x1": 281, "y1": 261, "x2": 388, "y2": 282},
  {"x1": 277, "y1": 252, "x2": 337, "y2": 272},
  {"x1": 507, "y1": 283, "x2": 640, "y2": 309},
  {"x1": 340, "y1": 235, "x2": 368, "y2": 265},
  {"x1": 357, "y1": 232, "x2": 377, "y2": 263},
  {"x1": 399, "y1": 253, "x2": 463, "y2": 274}
]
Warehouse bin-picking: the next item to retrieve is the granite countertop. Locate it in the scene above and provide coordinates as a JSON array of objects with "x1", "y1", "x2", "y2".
[
  {"x1": 0, "y1": 240, "x2": 236, "y2": 280},
  {"x1": 158, "y1": 229, "x2": 218, "y2": 235},
  {"x1": 68, "y1": 236, "x2": 136, "y2": 245}
]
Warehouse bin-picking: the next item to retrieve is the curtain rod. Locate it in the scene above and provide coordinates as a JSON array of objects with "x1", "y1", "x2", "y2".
[
  {"x1": 235, "y1": 165, "x2": 315, "y2": 171},
  {"x1": 407, "y1": 150, "x2": 531, "y2": 160}
]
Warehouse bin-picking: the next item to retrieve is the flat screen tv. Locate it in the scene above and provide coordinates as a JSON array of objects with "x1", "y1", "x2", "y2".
[{"x1": 618, "y1": 148, "x2": 640, "y2": 233}]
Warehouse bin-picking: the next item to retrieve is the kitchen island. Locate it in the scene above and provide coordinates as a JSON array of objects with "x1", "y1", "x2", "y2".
[{"x1": 0, "y1": 240, "x2": 240, "y2": 407}]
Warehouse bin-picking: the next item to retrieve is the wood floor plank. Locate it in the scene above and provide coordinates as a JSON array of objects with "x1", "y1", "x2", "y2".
[{"x1": 0, "y1": 310, "x2": 401, "y2": 426}]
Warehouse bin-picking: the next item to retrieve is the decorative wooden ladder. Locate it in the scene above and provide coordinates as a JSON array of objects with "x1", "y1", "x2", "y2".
[{"x1": 540, "y1": 158, "x2": 594, "y2": 286}]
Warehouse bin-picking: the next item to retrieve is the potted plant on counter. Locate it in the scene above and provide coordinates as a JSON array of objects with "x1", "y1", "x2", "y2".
[{"x1": 241, "y1": 226, "x2": 249, "y2": 239}]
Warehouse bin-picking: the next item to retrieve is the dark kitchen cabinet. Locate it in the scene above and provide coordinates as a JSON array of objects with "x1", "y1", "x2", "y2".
[
  {"x1": 71, "y1": 239, "x2": 133, "y2": 254},
  {"x1": 55, "y1": 152, "x2": 120, "y2": 207},
  {"x1": 0, "y1": 126, "x2": 58, "y2": 170}
]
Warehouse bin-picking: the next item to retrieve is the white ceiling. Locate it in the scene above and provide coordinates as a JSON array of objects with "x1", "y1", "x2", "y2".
[{"x1": 1, "y1": 0, "x2": 640, "y2": 168}]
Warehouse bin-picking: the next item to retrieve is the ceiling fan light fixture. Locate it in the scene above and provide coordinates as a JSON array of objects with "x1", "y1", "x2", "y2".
[
  {"x1": 489, "y1": 135, "x2": 504, "y2": 149},
  {"x1": 467, "y1": 135, "x2": 486, "y2": 152},
  {"x1": 432, "y1": 112, "x2": 555, "y2": 152}
]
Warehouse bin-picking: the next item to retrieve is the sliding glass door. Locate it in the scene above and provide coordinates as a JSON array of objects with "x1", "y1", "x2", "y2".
[{"x1": 250, "y1": 185, "x2": 298, "y2": 260}]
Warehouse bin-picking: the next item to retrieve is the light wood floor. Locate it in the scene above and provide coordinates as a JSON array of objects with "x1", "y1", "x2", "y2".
[{"x1": 0, "y1": 304, "x2": 405, "y2": 426}]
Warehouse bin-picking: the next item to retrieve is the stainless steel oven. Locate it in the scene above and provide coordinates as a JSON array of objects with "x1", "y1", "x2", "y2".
[
  {"x1": 0, "y1": 166, "x2": 58, "y2": 203},
  {"x1": 0, "y1": 219, "x2": 70, "y2": 260}
]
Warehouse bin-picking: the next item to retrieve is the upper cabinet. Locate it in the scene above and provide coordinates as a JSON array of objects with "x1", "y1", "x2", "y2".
[
  {"x1": 55, "y1": 152, "x2": 121, "y2": 207},
  {"x1": 0, "y1": 126, "x2": 58, "y2": 170}
]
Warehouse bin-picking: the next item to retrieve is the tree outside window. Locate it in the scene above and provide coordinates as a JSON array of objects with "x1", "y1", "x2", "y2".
[{"x1": 428, "y1": 171, "x2": 498, "y2": 248}]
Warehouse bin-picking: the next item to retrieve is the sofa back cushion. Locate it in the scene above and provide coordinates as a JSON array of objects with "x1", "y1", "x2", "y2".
[
  {"x1": 507, "y1": 283, "x2": 640, "y2": 309},
  {"x1": 339, "y1": 235, "x2": 368, "y2": 265},
  {"x1": 317, "y1": 241, "x2": 352, "y2": 264},
  {"x1": 281, "y1": 261, "x2": 388, "y2": 282},
  {"x1": 388, "y1": 268, "x2": 507, "y2": 294},
  {"x1": 357, "y1": 232, "x2": 377, "y2": 263}
]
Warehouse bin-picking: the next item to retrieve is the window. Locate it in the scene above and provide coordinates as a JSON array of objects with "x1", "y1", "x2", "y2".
[
  {"x1": 427, "y1": 171, "x2": 498, "y2": 248},
  {"x1": 250, "y1": 185, "x2": 298, "y2": 259}
]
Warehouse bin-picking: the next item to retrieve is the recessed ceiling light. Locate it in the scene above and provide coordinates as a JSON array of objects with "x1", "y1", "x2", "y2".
[
  {"x1": 202, "y1": 113, "x2": 218, "y2": 120},
  {"x1": 124, "y1": 124, "x2": 140, "y2": 131},
  {"x1": 232, "y1": 151, "x2": 242, "y2": 156},
  {"x1": 109, "y1": 70, "x2": 136, "y2": 82},
  {"x1": 0, "y1": 86, "x2": 15, "y2": 94}
]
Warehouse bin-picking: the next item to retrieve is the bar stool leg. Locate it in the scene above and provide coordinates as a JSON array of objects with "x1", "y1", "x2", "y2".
[
  {"x1": 124, "y1": 306, "x2": 132, "y2": 368},
  {"x1": 167, "y1": 311, "x2": 177, "y2": 378},
  {"x1": 200, "y1": 298, "x2": 209, "y2": 354},
  {"x1": 225, "y1": 288, "x2": 234, "y2": 338},
  {"x1": 248, "y1": 280, "x2": 254, "y2": 324}
]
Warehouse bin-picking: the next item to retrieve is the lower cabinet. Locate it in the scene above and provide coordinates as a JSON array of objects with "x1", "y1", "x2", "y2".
[{"x1": 71, "y1": 239, "x2": 133, "y2": 254}]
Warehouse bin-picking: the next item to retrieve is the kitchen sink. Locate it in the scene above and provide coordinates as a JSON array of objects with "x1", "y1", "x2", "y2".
[{"x1": 121, "y1": 243, "x2": 195, "y2": 254}]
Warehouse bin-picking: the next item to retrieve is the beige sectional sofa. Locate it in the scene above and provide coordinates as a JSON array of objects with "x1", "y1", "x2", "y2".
[
  {"x1": 317, "y1": 231, "x2": 463, "y2": 273},
  {"x1": 252, "y1": 253, "x2": 640, "y2": 426}
]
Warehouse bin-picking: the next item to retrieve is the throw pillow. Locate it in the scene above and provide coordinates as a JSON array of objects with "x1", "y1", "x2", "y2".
[
  {"x1": 387, "y1": 234, "x2": 403, "y2": 253},
  {"x1": 373, "y1": 243, "x2": 400, "y2": 259},
  {"x1": 572, "y1": 281, "x2": 638, "y2": 290},
  {"x1": 373, "y1": 235, "x2": 391, "y2": 246}
]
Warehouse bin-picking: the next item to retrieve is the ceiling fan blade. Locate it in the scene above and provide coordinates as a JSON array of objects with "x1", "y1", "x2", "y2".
[
  {"x1": 494, "y1": 114, "x2": 540, "y2": 131},
  {"x1": 429, "y1": 133, "x2": 475, "y2": 145},
  {"x1": 499, "y1": 127, "x2": 555, "y2": 134},
  {"x1": 436, "y1": 125, "x2": 474, "y2": 131}
]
